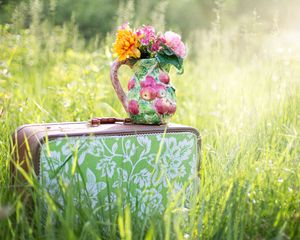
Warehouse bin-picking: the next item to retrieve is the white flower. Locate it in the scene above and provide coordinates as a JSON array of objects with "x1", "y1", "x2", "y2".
[
  {"x1": 96, "y1": 157, "x2": 116, "y2": 178},
  {"x1": 137, "y1": 136, "x2": 151, "y2": 155},
  {"x1": 83, "y1": 169, "x2": 107, "y2": 207},
  {"x1": 132, "y1": 169, "x2": 152, "y2": 188},
  {"x1": 86, "y1": 137, "x2": 105, "y2": 156}
]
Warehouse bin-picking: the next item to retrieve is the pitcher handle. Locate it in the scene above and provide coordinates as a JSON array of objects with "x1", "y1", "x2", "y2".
[{"x1": 110, "y1": 60, "x2": 128, "y2": 113}]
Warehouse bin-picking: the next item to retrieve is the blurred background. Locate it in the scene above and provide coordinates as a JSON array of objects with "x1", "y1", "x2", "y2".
[{"x1": 1, "y1": 0, "x2": 300, "y2": 40}]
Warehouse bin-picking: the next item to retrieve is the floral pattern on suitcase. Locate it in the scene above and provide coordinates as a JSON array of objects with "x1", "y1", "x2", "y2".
[{"x1": 39, "y1": 132, "x2": 199, "y2": 218}]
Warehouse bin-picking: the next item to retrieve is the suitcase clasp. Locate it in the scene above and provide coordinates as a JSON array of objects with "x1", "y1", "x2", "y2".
[{"x1": 89, "y1": 117, "x2": 132, "y2": 126}]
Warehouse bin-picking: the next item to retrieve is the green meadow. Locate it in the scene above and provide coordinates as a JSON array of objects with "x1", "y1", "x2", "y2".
[{"x1": 0, "y1": 0, "x2": 300, "y2": 239}]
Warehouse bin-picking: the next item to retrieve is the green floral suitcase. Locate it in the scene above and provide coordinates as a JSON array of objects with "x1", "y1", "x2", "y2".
[{"x1": 12, "y1": 118, "x2": 201, "y2": 219}]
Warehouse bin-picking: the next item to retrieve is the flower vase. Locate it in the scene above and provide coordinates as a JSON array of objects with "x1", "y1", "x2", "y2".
[{"x1": 110, "y1": 58, "x2": 176, "y2": 125}]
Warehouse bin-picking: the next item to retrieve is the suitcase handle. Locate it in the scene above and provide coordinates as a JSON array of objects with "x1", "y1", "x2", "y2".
[{"x1": 89, "y1": 117, "x2": 132, "y2": 126}]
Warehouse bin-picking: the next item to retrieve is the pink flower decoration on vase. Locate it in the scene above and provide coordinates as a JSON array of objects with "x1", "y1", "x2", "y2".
[
  {"x1": 128, "y1": 100, "x2": 139, "y2": 115},
  {"x1": 154, "y1": 84, "x2": 166, "y2": 98},
  {"x1": 168, "y1": 103, "x2": 176, "y2": 114},
  {"x1": 164, "y1": 31, "x2": 186, "y2": 58},
  {"x1": 154, "y1": 98, "x2": 169, "y2": 114},
  {"x1": 154, "y1": 98, "x2": 177, "y2": 115},
  {"x1": 140, "y1": 87, "x2": 157, "y2": 101},
  {"x1": 158, "y1": 71, "x2": 170, "y2": 84},
  {"x1": 136, "y1": 26, "x2": 156, "y2": 45},
  {"x1": 141, "y1": 75, "x2": 156, "y2": 88},
  {"x1": 128, "y1": 78, "x2": 135, "y2": 90}
]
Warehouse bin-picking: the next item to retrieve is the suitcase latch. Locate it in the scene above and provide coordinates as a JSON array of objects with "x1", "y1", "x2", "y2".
[{"x1": 89, "y1": 117, "x2": 132, "y2": 126}]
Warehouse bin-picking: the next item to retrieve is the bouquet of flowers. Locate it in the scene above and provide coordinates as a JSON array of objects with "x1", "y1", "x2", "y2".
[{"x1": 113, "y1": 23, "x2": 186, "y2": 73}]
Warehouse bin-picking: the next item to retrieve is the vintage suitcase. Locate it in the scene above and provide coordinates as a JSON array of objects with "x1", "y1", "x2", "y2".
[{"x1": 12, "y1": 117, "x2": 201, "y2": 218}]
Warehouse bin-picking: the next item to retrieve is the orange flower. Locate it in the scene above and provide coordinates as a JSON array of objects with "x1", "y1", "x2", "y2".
[{"x1": 113, "y1": 28, "x2": 141, "y2": 61}]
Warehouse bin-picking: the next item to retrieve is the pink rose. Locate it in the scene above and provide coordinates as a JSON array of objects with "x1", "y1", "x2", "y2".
[
  {"x1": 164, "y1": 31, "x2": 186, "y2": 58},
  {"x1": 151, "y1": 35, "x2": 166, "y2": 52},
  {"x1": 136, "y1": 26, "x2": 156, "y2": 45},
  {"x1": 128, "y1": 100, "x2": 139, "y2": 115}
]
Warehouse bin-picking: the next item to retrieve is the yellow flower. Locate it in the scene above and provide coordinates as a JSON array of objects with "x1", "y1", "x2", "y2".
[{"x1": 113, "y1": 29, "x2": 141, "y2": 61}]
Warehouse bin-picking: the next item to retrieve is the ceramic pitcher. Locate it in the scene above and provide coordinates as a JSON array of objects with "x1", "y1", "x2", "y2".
[{"x1": 110, "y1": 58, "x2": 176, "y2": 125}]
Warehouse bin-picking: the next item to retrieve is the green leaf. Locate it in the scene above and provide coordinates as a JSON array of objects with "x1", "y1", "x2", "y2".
[
  {"x1": 155, "y1": 51, "x2": 184, "y2": 74},
  {"x1": 161, "y1": 45, "x2": 174, "y2": 56}
]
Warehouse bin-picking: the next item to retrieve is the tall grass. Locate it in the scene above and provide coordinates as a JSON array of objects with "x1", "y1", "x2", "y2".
[{"x1": 0, "y1": 1, "x2": 300, "y2": 239}]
